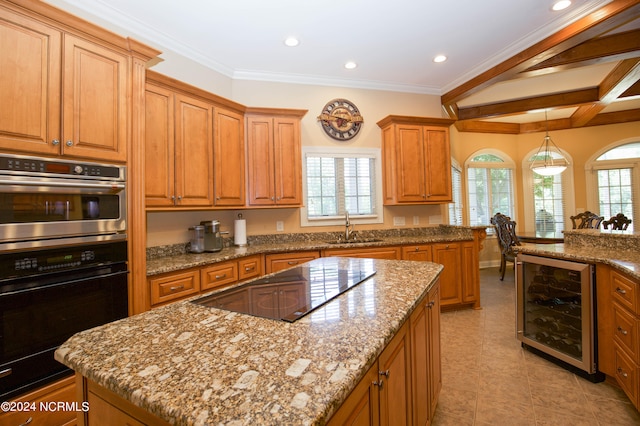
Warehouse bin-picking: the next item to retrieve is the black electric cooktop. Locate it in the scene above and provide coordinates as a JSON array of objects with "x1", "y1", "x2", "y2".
[{"x1": 193, "y1": 257, "x2": 376, "y2": 322}]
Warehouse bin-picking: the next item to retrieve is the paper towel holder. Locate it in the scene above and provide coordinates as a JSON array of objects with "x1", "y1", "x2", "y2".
[{"x1": 234, "y1": 213, "x2": 247, "y2": 247}]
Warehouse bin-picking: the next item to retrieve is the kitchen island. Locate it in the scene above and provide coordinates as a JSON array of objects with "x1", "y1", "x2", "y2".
[{"x1": 55, "y1": 257, "x2": 443, "y2": 425}]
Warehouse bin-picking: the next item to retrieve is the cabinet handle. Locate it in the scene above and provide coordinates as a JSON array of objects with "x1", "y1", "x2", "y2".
[
  {"x1": 52, "y1": 139, "x2": 60, "y2": 146},
  {"x1": 615, "y1": 287, "x2": 627, "y2": 295},
  {"x1": 169, "y1": 285, "x2": 184, "y2": 292},
  {"x1": 379, "y1": 369, "x2": 389, "y2": 377},
  {"x1": 617, "y1": 326, "x2": 628, "y2": 336},
  {"x1": 215, "y1": 273, "x2": 227, "y2": 280},
  {"x1": 0, "y1": 368, "x2": 11, "y2": 378},
  {"x1": 426, "y1": 301, "x2": 435, "y2": 309},
  {"x1": 287, "y1": 261, "x2": 299, "y2": 265},
  {"x1": 245, "y1": 266, "x2": 255, "y2": 272},
  {"x1": 19, "y1": 417, "x2": 33, "y2": 426},
  {"x1": 372, "y1": 379, "x2": 383, "y2": 387},
  {"x1": 617, "y1": 367, "x2": 629, "y2": 378},
  {"x1": 66, "y1": 140, "x2": 73, "y2": 147},
  {"x1": 415, "y1": 247, "x2": 420, "y2": 252}
]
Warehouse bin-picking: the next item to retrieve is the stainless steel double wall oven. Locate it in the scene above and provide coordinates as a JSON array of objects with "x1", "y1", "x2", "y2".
[{"x1": 0, "y1": 154, "x2": 129, "y2": 400}]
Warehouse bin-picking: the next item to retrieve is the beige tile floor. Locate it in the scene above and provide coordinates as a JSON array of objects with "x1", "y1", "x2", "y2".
[{"x1": 433, "y1": 267, "x2": 640, "y2": 426}]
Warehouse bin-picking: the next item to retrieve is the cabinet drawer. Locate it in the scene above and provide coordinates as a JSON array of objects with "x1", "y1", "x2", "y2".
[
  {"x1": 201, "y1": 262, "x2": 238, "y2": 290},
  {"x1": 238, "y1": 255, "x2": 263, "y2": 281},
  {"x1": 614, "y1": 343, "x2": 639, "y2": 406},
  {"x1": 265, "y1": 251, "x2": 320, "y2": 273},
  {"x1": 613, "y1": 303, "x2": 640, "y2": 360},
  {"x1": 612, "y1": 270, "x2": 639, "y2": 315},
  {"x1": 150, "y1": 270, "x2": 200, "y2": 306}
]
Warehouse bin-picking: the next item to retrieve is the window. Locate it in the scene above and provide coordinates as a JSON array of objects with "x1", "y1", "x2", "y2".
[
  {"x1": 466, "y1": 151, "x2": 515, "y2": 228},
  {"x1": 301, "y1": 147, "x2": 383, "y2": 226},
  {"x1": 587, "y1": 141, "x2": 640, "y2": 231},
  {"x1": 448, "y1": 160, "x2": 463, "y2": 225},
  {"x1": 522, "y1": 148, "x2": 574, "y2": 234}
]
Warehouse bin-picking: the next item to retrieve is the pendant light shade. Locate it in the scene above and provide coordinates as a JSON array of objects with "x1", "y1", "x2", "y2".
[{"x1": 530, "y1": 111, "x2": 569, "y2": 176}]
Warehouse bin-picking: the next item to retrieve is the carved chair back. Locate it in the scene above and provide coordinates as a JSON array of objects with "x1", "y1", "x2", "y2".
[
  {"x1": 570, "y1": 211, "x2": 604, "y2": 229},
  {"x1": 603, "y1": 213, "x2": 632, "y2": 230}
]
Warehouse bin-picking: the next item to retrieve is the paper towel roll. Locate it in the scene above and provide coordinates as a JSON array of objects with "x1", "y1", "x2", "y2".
[{"x1": 234, "y1": 219, "x2": 247, "y2": 246}]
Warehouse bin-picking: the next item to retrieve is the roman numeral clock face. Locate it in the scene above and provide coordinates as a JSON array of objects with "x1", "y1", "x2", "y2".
[{"x1": 317, "y1": 99, "x2": 364, "y2": 141}]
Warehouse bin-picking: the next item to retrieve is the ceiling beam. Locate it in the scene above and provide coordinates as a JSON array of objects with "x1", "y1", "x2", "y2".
[
  {"x1": 457, "y1": 88, "x2": 598, "y2": 120},
  {"x1": 520, "y1": 29, "x2": 640, "y2": 77},
  {"x1": 441, "y1": 0, "x2": 640, "y2": 118},
  {"x1": 453, "y1": 120, "x2": 521, "y2": 134}
]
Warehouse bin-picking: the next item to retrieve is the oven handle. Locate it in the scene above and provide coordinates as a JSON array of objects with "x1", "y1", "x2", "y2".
[{"x1": 0, "y1": 178, "x2": 124, "y2": 192}]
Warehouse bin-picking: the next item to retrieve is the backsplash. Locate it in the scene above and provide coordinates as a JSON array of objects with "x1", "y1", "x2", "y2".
[{"x1": 146, "y1": 225, "x2": 477, "y2": 260}]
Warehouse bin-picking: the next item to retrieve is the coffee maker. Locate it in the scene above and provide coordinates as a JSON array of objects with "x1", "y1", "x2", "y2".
[{"x1": 200, "y1": 220, "x2": 225, "y2": 252}]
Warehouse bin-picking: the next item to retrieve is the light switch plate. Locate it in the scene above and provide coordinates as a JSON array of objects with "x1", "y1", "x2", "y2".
[
  {"x1": 276, "y1": 221, "x2": 284, "y2": 232},
  {"x1": 393, "y1": 216, "x2": 406, "y2": 226},
  {"x1": 413, "y1": 216, "x2": 420, "y2": 225}
]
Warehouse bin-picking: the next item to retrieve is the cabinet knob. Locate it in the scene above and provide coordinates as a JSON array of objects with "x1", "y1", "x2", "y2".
[
  {"x1": 617, "y1": 326, "x2": 628, "y2": 336},
  {"x1": 415, "y1": 247, "x2": 420, "y2": 252},
  {"x1": 52, "y1": 139, "x2": 60, "y2": 146},
  {"x1": 615, "y1": 287, "x2": 627, "y2": 295},
  {"x1": 426, "y1": 301, "x2": 435, "y2": 309},
  {"x1": 617, "y1": 367, "x2": 629, "y2": 378},
  {"x1": 66, "y1": 140, "x2": 73, "y2": 146}
]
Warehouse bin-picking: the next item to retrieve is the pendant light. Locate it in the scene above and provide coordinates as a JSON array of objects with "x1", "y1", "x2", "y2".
[{"x1": 530, "y1": 110, "x2": 569, "y2": 176}]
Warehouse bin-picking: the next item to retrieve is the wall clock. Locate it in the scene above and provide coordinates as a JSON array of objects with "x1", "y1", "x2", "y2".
[{"x1": 317, "y1": 98, "x2": 364, "y2": 141}]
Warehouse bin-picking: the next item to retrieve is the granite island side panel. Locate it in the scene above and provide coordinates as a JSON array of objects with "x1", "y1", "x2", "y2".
[{"x1": 55, "y1": 257, "x2": 442, "y2": 425}]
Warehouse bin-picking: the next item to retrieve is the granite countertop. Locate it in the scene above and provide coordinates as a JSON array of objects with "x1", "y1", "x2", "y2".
[
  {"x1": 147, "y1": 225, "x2": 485, "y2": 276},
  {"x1": 56, "y1": 257, "x2": 443, "y2": 425},
  {"x1": 514, "y1": 229, "x2": 640, "y2": 280}
]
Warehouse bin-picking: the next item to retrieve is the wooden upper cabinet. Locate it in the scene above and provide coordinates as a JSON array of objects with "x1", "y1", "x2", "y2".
[
  {"x1": 246, "y1": 108, "x2": 307, "y2": 207},
  {"x1": 62, "y1": 34, "x2": 129, "y2": 162},
  {"x1": 377, "y1": 115, "x2": 455, "y2": 205},
  {"x1": 214, "y1": 108, "x2": 245, "y2": 206},
  {"x1": 145, "y1": 83, "x2": 175, "y2": 207},
  {"x1": 0, "y1": 6, "x2": 130, "y2": 162},
  {"x1": 174, "y1": 93, "x2": 214, "y2": 207},
  {"x1": 0, "y1": 9, "x2": 61, "y2": 155}
]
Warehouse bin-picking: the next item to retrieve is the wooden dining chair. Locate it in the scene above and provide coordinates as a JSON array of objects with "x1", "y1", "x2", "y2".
[
  {"x1": 490, "y1": 213, "x2": 521, "y2": 281},
  {"x1": 570, "y1": 211, "x2": 604, "y2": 229},
  {"x1": 603, "y1": 213, "x2": 632, "y2": 230}
]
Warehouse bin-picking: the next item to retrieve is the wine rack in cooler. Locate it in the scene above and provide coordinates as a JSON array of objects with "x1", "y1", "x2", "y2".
[{"x1": 516, "y1": 253, "x2": 601, "y2": 379}]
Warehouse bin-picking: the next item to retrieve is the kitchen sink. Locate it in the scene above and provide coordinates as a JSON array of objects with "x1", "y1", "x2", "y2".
[{"x1": 326, "y1": 238, "x2": 383, "y2": 244}]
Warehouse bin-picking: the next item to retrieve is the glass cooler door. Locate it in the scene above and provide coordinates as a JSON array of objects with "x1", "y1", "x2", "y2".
[{"x1": 516, "y1": 254, "x2": 596, "y2": 374}]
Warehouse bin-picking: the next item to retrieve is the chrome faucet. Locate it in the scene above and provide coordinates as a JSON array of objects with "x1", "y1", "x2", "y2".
[{"x1": 344, "y1": 211, "x2": 357, "y2": 241}]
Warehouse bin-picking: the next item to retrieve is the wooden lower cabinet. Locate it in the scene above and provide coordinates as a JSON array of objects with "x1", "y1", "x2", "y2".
[
  {"x1": 149, "y1": 268, "x2": 200, "y2": 306},
  {"x1": 328, "y1": 281, "x2": 441, "y2": 425},
  {"x1": 265, "y1": 251, "x2": 321, "y2": 273},
  {"x1": 322, "y1": 246, "x2": 401, "y2": 260},
  {"x1": 597, "y1": 264, "x2": 640, "y2": 410},
  {"x1": 401, "y1": 245, "x2": 432, "y2": 262},
  {"x1": 0, "y1": 375, "x2": 76, "y2": 426}
]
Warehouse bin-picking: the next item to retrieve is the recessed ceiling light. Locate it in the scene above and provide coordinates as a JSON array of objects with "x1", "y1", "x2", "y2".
[
  {"x1": 344, "y1": 61, "x2": 357, "y2": 69},
  {"x1": 433, "y1": 55, "x2": 447, "y2": 63},
  {"x1": 552, "y1": 1, "x2": 571, "y2": 11},
  {"x1": 284, "y1": 37, "x2": 299, "y2": 47}
]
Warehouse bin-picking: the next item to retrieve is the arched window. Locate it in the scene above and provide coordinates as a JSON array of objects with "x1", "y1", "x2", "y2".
[
  {"x1": 522, "y1": 148, "x2": 575, "y2": 234},
  {"x1": 465, "y1": 150, "x2": 516, "y2": 227},
  {"x1": 586, "y1": 141, "x2": 640, "y2": 231}
]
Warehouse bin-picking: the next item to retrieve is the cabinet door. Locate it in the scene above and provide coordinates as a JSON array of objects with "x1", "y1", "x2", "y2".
[
  {"x1": 378, "y1": 321, "x2": 411, "y2": 426},
  {"x1": 278, "y1": 282, "x2": 309, "y2": 315},
  {"x1": 145, "y1": 83, "x2": 175, "y2": 207},
  {"x1": 238, "y1": 254, "x2": 263, "y2": 281},
  {"x1": 273, "y1": 117, "x2": 302, "y2": 205},
  {"x1": 327, "y1": 363, "x2": 380, "y2": 426},
  {"x1": 395, "y1": 125, "x2": 426, "y2": 203},
  {"x1": 410, "y1": 295, "x2": 430, "y2": 426},
  {"x1": 401, "y1": 245, "x2": 432, "y2": 262},
  {"x1": 174, "y1": 93, "x2": 214, "y2": 206},
  {"x1": 247, "y1": 116, "x2": 276, "y2": 205},
  {"x1": 62, "y1": 34, "x2": 128, "y2": 162},
  {"x1": 423, "y1": 127, "x2": 451, "y2": 202},
  {"x1": 461, "y1": 240, "x2": 478, "y2": 304},
  {"x1": 0, "y1": 9, "x2": 61, "y2": 155},
  {"x1": 427, "y1": 281, "x2": 442, "y2": 418},
  {"x1": 214, "y1": 108, "x2": 245, "y2": 206},
  {"x1": 432, "y1": 242, "x2": 462, "y2": 307}
]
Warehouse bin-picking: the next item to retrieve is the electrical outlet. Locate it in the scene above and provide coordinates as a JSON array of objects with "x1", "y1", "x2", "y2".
[
  {"x1": 393, "y1": 216, "x2": 406, "y2": 226},
  {"x1": 413, "y1": 216, "x2": 420, "y2": 225},
  {"x1": 276, "y1": 221, "x2": 284, "y2": 232}
]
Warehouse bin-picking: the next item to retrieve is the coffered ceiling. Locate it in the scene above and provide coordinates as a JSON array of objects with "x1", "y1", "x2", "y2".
[{"x1": 44, "y1": 0, "x2": 640, "y2": 133}]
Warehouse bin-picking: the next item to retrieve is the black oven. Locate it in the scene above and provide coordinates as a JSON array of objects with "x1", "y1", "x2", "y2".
[{"x1": 0, "y1": 236, "x2": 128, "y2": 401}]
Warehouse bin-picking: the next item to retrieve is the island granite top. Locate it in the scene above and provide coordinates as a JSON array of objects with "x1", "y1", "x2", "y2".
[{"x1": 55, "y1": 257, "x2": 443, "y2": 425}]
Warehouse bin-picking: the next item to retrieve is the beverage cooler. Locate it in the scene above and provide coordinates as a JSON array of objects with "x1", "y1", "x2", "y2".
[{"x1": 516, "y1": 253, "x2": 604, "y2": 382}]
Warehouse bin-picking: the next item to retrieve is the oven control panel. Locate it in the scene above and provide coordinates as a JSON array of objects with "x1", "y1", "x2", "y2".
[{"x1": 0, "y1": 154, "x2": 123, "y2": 179}]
